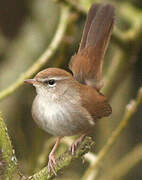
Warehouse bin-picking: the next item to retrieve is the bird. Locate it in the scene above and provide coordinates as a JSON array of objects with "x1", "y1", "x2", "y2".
[{"x1": 25, "y1": 3, "x2": 115, "y2": 175}]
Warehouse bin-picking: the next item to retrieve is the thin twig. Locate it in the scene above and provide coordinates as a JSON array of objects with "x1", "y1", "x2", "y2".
[
  {"x1": 103, "y1": 51, "x2": 131, "y2": 98},
  {"x1": 58, "y1": 1, "x2": 142, "y2": 49},
  {"x1": 0, "y1": 5, "x2": 70, "y2": 102},
  {"x1": 102, "y1": 144, "x2": 142, "y2": 180},
  {"x1": 81, "y1": 87, "x2": 142, "y2": 180},
  {"x1": 58, "y1": 0, "x2": 142, "y2": 100},
  {"x1": 57, "y1": 0, "x2": 87, "y2": 13}
]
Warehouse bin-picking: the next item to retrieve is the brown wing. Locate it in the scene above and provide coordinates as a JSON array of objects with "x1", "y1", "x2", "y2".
[
  {"x1": 69, "y1": 4, "x2": 115, "y2": 90},
  {"x1": 81, "y1": 85, "x2": 112, "y2": 120}
]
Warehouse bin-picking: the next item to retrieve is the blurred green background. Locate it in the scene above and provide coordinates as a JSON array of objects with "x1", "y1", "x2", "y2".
[{"x1": 0, "y1": 0, "x2": 142, "y2": 179}]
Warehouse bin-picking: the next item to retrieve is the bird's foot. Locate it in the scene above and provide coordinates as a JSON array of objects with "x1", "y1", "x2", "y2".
[
  {"x1": 47, "y1": 137, "x2": 61, "y2": 176},
  {"x1": 48, "y1": 153, "x2": 57, "y2": 176},
  {"x1": 69, "y1": 133, "x2": 86, "y2": 155}
]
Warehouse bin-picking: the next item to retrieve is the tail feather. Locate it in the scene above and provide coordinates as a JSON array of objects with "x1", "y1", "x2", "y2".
[
  {"x1": 79, "y1": 3, "x2": 101, "y2": 51},
  {"x1": 69, "y1": 4, "x2": 115, "y2": 90}
]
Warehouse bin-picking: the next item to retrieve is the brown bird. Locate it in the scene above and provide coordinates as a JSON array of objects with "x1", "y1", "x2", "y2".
[{"x1": 25, "y1": 3, "x2": 115, "y2": 175}]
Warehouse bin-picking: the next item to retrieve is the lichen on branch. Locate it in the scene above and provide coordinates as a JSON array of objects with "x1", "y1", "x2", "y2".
[
  {"x1": 29, "y1": 137, "x2": 95, "y2": 180},
  {"x1": 0, "y1": 113, "x2": 18, "y2": 179}
]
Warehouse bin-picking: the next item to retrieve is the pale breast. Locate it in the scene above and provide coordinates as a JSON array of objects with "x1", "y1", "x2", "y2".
[{"x1": 32, "y1": 95, "x2": 94, "y2": 136}]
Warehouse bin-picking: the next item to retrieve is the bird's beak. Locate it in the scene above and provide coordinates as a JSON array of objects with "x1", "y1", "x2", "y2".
[{"x1": 24, "y1": 79, "x2": 36, "y2": 85}]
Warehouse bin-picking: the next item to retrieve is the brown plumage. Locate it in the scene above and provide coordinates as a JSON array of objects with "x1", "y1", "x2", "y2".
[
  {"x1": 80, "y1": 84, "x2": 112, "y2": 120},
  {"x1": 69, "y1": 4, "x2": 115, "y2": 90},
  {"x1": 25, "y1": 3, "x2": 115, "y2": 175},
  {"x1": 78, "y1": 3, "x2": 101, "y2": 51}
]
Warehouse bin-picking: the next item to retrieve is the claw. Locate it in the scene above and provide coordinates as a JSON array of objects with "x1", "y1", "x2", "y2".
[
  {"x1": 48, "y1": 153, "x2": 57, "y2": 176},
  {"x1": 47, "y1": 137, "x2": 61, "y2": 176},
  {"x1": 69, "y1": 142, "x2": 77, "y2": 155},
  {"x1": 69, "y1": 133, "x2": 86, "y2": 155}
]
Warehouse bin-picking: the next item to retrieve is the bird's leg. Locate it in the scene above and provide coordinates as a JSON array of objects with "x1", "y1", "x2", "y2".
[
  {"x1": 69, "y1": 133, "x2": 86, "y2": 155},
  {"x1": 48, "y1": 137, "x2": 61, "y2": 175}
]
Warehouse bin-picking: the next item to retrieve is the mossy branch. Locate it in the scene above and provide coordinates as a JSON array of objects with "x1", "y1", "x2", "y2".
[
  {"x1": 81, "y1": 87, "x2": 142, "y2": 180},
  {"x1": 0, "y1": 113, "x2": 18, "y2": 179},
  {"x1": 0, "y1": 115, "x2": 95, "y2": 180},
  {"x1": 0, "y1": 5, "x2": 70, "y2": 102},
  {"x1": 28, "y1": 137, "x2": 95, "y2": 180},
  {"x1": 34, "y1": 137, "x2": 97, "y2": 172},
  {"x1": 0, "y1": 113, "x2": 95, "y2": 180}
]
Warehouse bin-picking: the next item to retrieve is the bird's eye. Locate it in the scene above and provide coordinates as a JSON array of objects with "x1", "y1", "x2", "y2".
[
  {"x1": 48, "y1": 79, "x2": 55, "y2": 86},
  {"x1": 44, "y1": 79, "x2": 56, "y2": 87}
]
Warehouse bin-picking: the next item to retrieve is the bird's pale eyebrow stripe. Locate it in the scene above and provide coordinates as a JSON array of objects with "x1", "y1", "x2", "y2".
[{"x1": 39, "y1": 76, "x2": 70, "y2": 82}]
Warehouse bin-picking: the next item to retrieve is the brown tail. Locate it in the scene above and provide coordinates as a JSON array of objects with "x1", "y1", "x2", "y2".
[
  {"x1": 79, "y1": 3, "x2": 101, "y2": 51},
  {"x1": 69, "y1": 4, "x2": 115, "y2": 90}
]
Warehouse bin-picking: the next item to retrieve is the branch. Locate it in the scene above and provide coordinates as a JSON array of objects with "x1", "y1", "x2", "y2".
[
  {"x1": 57, "y1": 0, "x2": 87, "y2": 13},
  {"x1": 0, "y1": 113, "x2": 18, "y2": 179},
  {"x1": 34, "y1": 137, "x2": 97, "y2": 173},
  {"x1": 103, "y1": 51, "x2": 131, "y2": 98},
  {"x1": 103, "y1": 144, "x2": 142, "y2": 180},
  {"x1": 0, "y1": 113, "x2": 95, "y2": 180},
  {"x1": 58, "y1": 1, "x2": 142, "y2": 48},
  {"x1": 81, "y1": 87, "x2": 142, "y2": 180},
  {"x1": 58, "y1": 1, "x2": 142, "y2": 100},
  {"x1": 63, "y1": 137, "x2": 98, "y2": 165},
  {"x1": 0, "y1": 5, "x2": 70, "y2": 102},
  {"x1": 28, "y1": 137, "x2": 95, "y2": 180}
]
